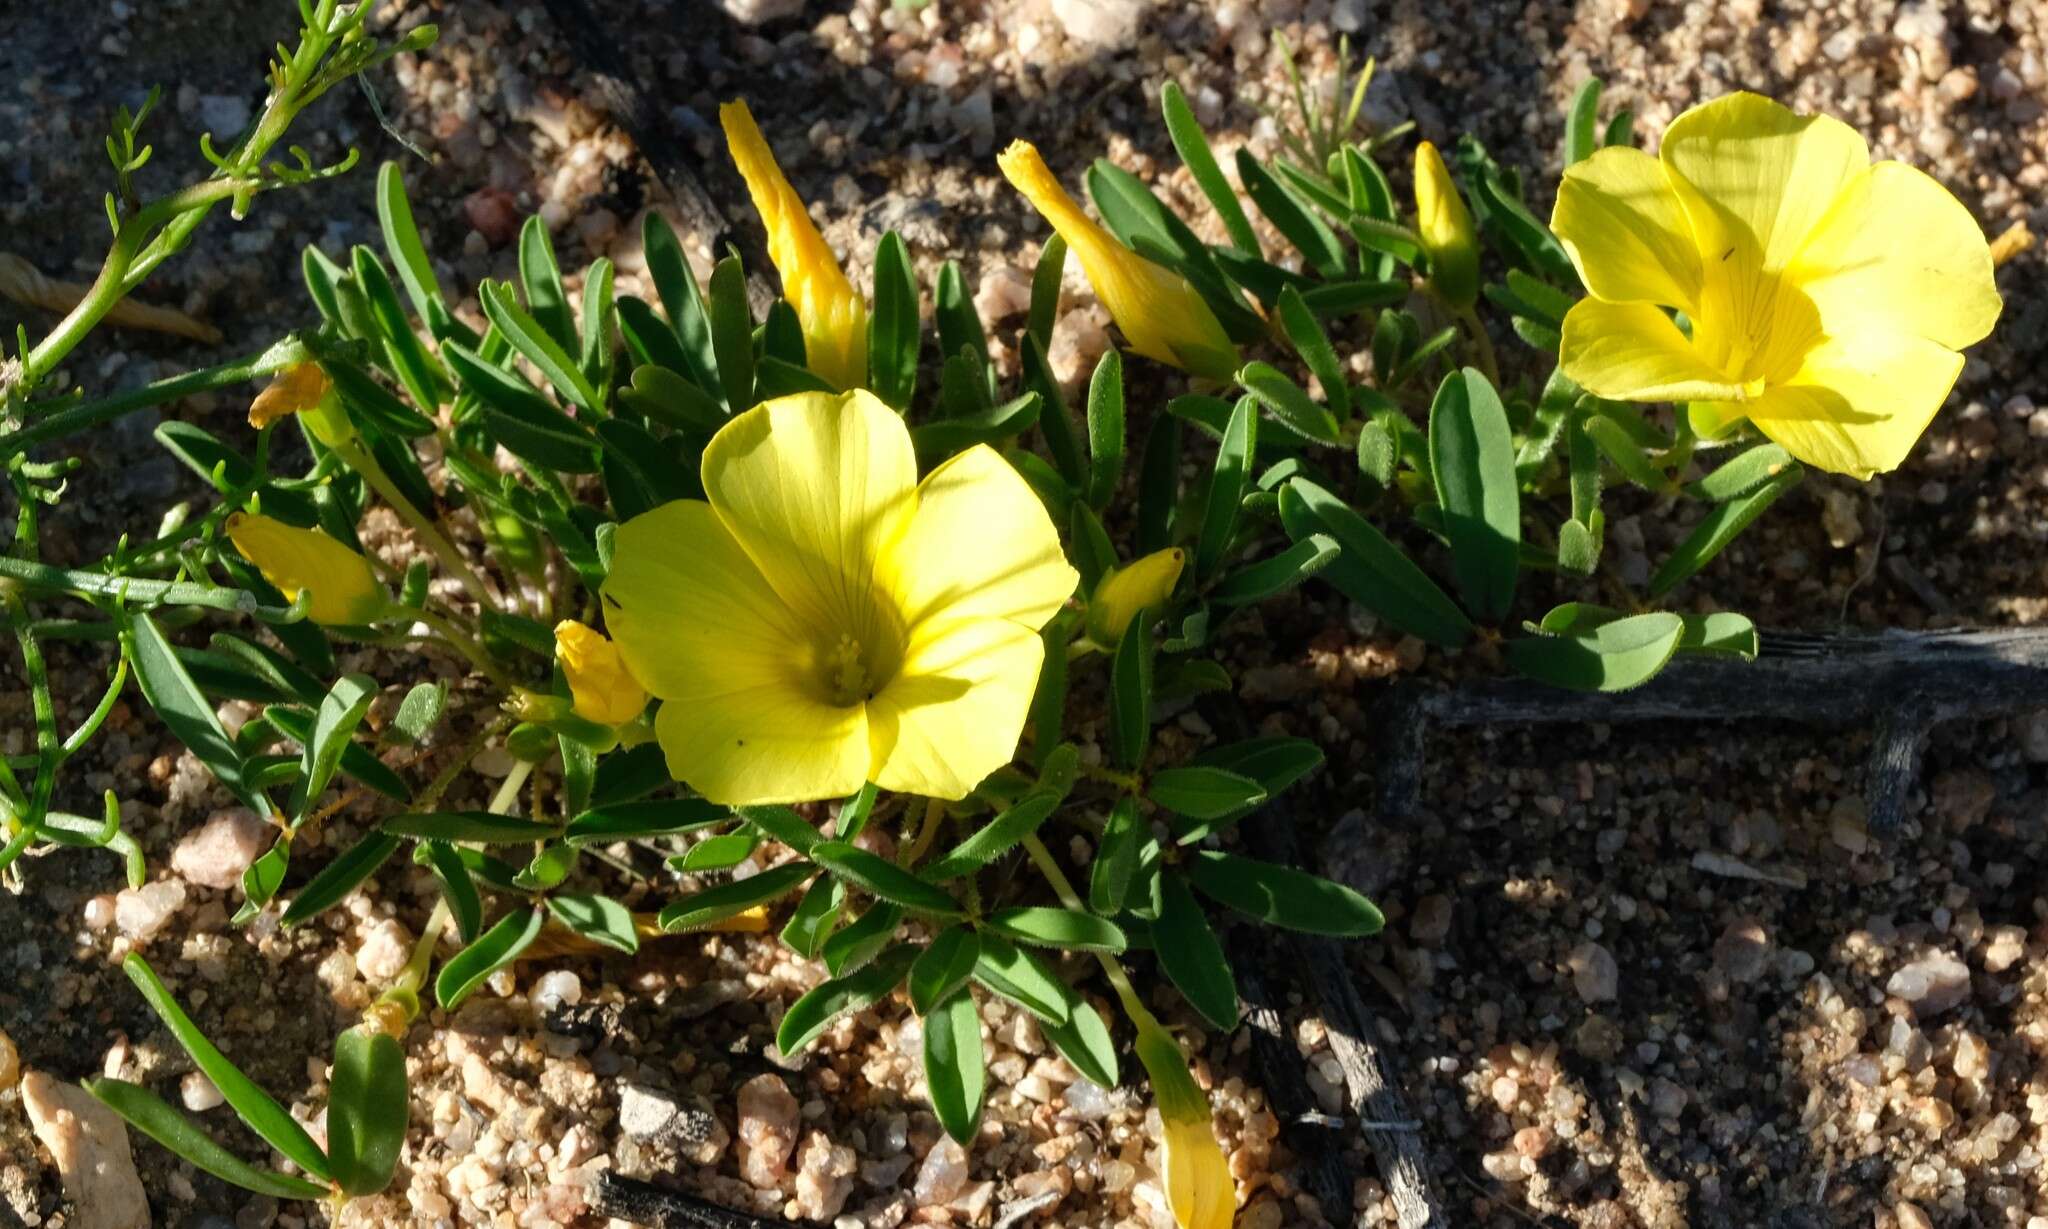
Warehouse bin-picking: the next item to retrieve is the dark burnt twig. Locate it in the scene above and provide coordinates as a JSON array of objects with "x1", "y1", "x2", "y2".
[
  {"x1": 589, "y1": 1172, "x2": 803, "y2": 1229},
  {"x1": 1379, "y1": 627, "x2": 2048, "y2": 833},
  {"x1": 531, "y1": 0, "x2": 779, "y2": 316}
]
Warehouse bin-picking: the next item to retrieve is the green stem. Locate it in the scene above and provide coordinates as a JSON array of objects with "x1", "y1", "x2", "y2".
[
  {"x1": 408, "y1": 607, "x2": 514, "y2": 692},
  {"x1": 1454, "y1": 304, "x2": 1500, "y2": 389},
  {"x1": 1020, "y1": 833, "x2": 1158, "y2": 1031},
  {"x1": 329, "y1": 435, "x2": 497, "y2": 613},
  {"x1": 899, "y1": 798, "x2": 945, "y2": 869}
]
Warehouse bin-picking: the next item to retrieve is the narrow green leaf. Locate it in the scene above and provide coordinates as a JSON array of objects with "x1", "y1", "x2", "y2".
[
  {"x1": 672, "y1": 830, "x2": 760, "y2": 872},
  {"x1": 480, "y1": 279, "x2": 600, "y2": 415},
  {"x1": 1195, "y1": 394, "x2": 1258, "y2": 581},
  {"x1": 1027, "y1": 232, "x2": 1067, "y2": 348},
  {"x1": 518, "y1": 215, "x2": 576, "y2": 353},
  {"x1": 119, "y1": 610, "x2": 266, "y2": 816},
  {"x1": 281, "y1": 831, "x2": 400, "y2": 928},
  {"x1": 1085, "y1": 349, "x2": 1125, "y2": 510},
  {"x1": 435, "y1": 906, "x2": 545, "y2": 1010},
  {"x1": 934, "y1": 260, "x2": 991, "y2": 399},
  {"x1": 419, "y1": 840, "x2": 482, "y2": 942},
  {"x1": 1185, "y1": 850, "x2": 1385, "y2": 936},
  {"x1": 1021, "y1": 334, "x2": 1087, "y2": 488},
  {"x1": 708, "y1": 255, "x2": 755, "y2": 412},
  {"x1": 1564, "y1": 78, "x2": 1602, "y2": 168},
  {"x1": 1236, "y1": 150, "x2": 1347, "y2": 277},
  {"x1": 1146, "y1": 766, "x2": 1266, "y2": 821},
  {"x1": 352, "y1": 246, "x2": 445, "y2": 411},
  {"x1": 778, "y1": 945, "x2": 918, "y2": 1055},
  {"x1": 1039, "y1": 988, "x2": 1118, "y2": 1089},
  {"x1": 869, "y1": 231, "x2": 919, "y2": 409},
  {"x1": 781, "y1": 878, "x2": 846, "y2": 959},
  {"x1": 1649, "y1": 468, "x2": 1801, "y2": 597},
  {"x1": 1504, "y1": 611, "x2": 1685, "y2": 691},
  {"x1": 1161, "y1": 81, "x2": 1259, "y2": 257},
  {"x1": 641, "y1": 212, "x2": 721, "y2": 397},
  {"x1": 1275, "y1": 286, "x2": 1348, "y2": 417},
  {"x1": 922, "y1": 792, "x2": 1061, "y2": 881},
  {"x1": 446, "y1": 340, "x2": 598, "y2": 472},
  {"x1": 1154, "y1": 871, "x2": 1238, "y2": 1031},
  {"x1": 1089, "y1": 797, "x2": 1142, "y2": 916},
  {"x1": 383, "y1": 811, "x2": 561, "y2": 844},
  {"x1": 1109, "y1": 605, "x2": 1154, "y2": 769},
  {"x1": 1238, "y1": 361, "x2": 1340, "y2": 444},
  {"x1": 290, "y1": 673, "x2": 376, "y2": 822},
  {"x1": 1135, "y1": 414, "x2": 1182, "y2": 556},
  {"x1": 1209, "y1": 534, "x2": 1338, "y2": 606},
  {"x1": 121, "y1": 954, "x2": 330, "y2": 1181},
  {"x1": 1689, "y1": 442, "x2": 1796, "y2": 502},
  {"x1": 910, "y1": 928, "x2": 981, "y2": 1016},
  {"x1": 660, "y1": 862, "x2": 813, "y2": 932},
  {"x1": 924, "y1": 989, "x2": 986, "y2": 1145},
  {"x1": 328, "y1": 1028, "x2": 408, "y2": 1196},
  {"x1": 823, "y1": 902, "x2": 903, "y2": 976},
  {"x1": 86, "y1": 1079, "x2": 328, "y2": 1200},
  {"x1": 566, "y1": 797, "x2": 728, "y2": 844},
  {"x1": 1428, "y1": 367, "x2": 1521, "y2": 622},
  {"x1": 740, "y1": 804, "x2": 821, "y2": 855},
  {"x1": 970, "y1": 934, "x2": 1070, "y2": 1025},
  {"x1": 548, "y1": 892, "x2": 640, "y2": 954},
  {"x1": 983, "y1": 907, "x2": 1126, "y2": 953},
  {"x1": 812, "y1": 840, "x2": 963, "y2": 917},
  {"x1": 1279, "y1": 478, "x2": 1473, "y2": 647}
]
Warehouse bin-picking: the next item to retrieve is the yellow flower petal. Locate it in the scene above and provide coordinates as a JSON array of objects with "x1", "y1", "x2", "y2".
[
  {"x1": 249, "y1": 362, "x2": 332, "y2": 429},
  {"x1": 721, "y1": 100, "x2": 869, "y2": 391},
  {"x1": 1413, "y1": 140, "x2": 1480, "y2": 308},
  {"x1": 868, "y1": 618, "x2": 1044, "y2": 800},
  {"x1": 1738, "y1": 330, "x2": 1965, "y2": 479},
  {"x1": 1087, "y1": 547, "x2": 1184, "y2": 646},
  {"x1": 603, "y1": 500, "x2": 869, "y2": 804},
  {"x1": 998, "y1": 140, "x2": 1240, "y2": 381},
  {"x1": 1134, "y1": 1025, "x2": 1235, "y2": 1229},
  {"x1": 882, "y1": 444, "x2": 1078, "y2": 635},
  {"x1": 224, "y1": 512, "x2": 387, "y2": 626},
  {"x1": 701, "y1": 389, "x2": 919, "y2": 665},
  {"x1": 553, "y1": 620, "x2": 649, "y2": 726},
  {"x1": 1558, "y1": 299, "x2": 1754, "y2": 403},
  {"x1": 1790, "y1": 161, "x2": 2001, "y2": 352},
  {"x1": 1551, "y1": 145, "x2": 1702, "y2": 310}
]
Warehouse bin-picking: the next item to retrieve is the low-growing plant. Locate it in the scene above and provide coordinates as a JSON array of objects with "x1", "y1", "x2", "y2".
[{"x1": 0, "y1": 19, "x2": 2002, "y2": 1226}]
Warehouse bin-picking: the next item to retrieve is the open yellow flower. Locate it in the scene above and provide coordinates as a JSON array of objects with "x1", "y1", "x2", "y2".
[
  {"x1": 1135, "y1": 1021, "x2": 1234, "y2": 1229},
  {"x1": 998, "y1": 140, "x2": 1241, "y2": 382},
  {"x1": 1414, "y1": 140, "x2": 1479, "y2": 308},
  {"x1": 1552, "y1": 92, "x2": 2001, "y2": 479},
  {"x1": 721, "y1": 99, "x2": 869, "y2": 392},
  {"x1": 553, "y1": 620, "x2": 649, "y2": 725},
  {"x1": 225, "y1": 512, "x2": 388, "y2": 625},
  {"x1": 601, "y1": 389, "x2": 1077, "y2": 805}
]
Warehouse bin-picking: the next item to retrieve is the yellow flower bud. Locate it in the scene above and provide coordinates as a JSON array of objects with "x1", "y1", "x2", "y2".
[
  {"x1": 998, "y1": 140, "x2": 1240, "y2": 381},
  {"x1": 1414, "y1": 141, "x2": 1480, "y2": 308},
  {"x1": 553, "y1": 620, "x2": 650, "y2": 726},
  {"x1": 248, "y1": 361, "x2": 352, "y2": 447},
  {"x1": 1087, "y1": 547, "x2": 1185, "y2": 646},
  {"x1": 720, "y1": 100, "x2": 870, "y2": 392},
  {"x1": 1134, "y1": 1022, "x2": 1235, "y2": 1229},
  {"x1": 225, "y1": 512, "x2": 388, "y2": 626}
]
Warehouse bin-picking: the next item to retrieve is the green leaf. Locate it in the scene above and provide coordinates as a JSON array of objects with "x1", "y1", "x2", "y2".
[
  {"x1": 383, "y1": 811, "x2": 562, "y2": 844},
  {"x1": 1147, "y1": 766, "x2": 1266, "y2": 820},
  {"x1": 1275, "y1": 286, "x2": 1348, "y2": 418},
  {"x1": 659, "y1": 862, "x2": 813, "y2": 932},
  {"x1": 868, "y1": 231, "x2": 919, "y2": 409},
  {"x1": 289, "y1": 673, "x2": 376, "y2": 822},
  {"x1": 740, "y1": 804, "x2": 821, "y2": 855},
  {"x1": 1161, "y1": 81, "x2": 1259, "y2": 257},
  {"x1": 1689, "y1": 442, "x2": 1796, "y2": 502},
  {"x1": 1135, "y1": 414, "x2": 1182, "y2": 556},
  {"x1": 1085, "y1": 162, "x2": 1260, "y2": 339},
  {"x1": 1299, "y1": 278, "x2": 1409, "y2": 316},
  {"x1": 641, "y1": 213, "x2": 721, "y2": 397},
  {"x1": 85, "y1": 1079, "x2": 328, "y2": 1200},
  {"x1": 598, "y1": 416, "x2": 692, "y2": 520},
  {"x1": 566, "y1": 797, "x2": 728, "y2": 844},
  {"x1": 1085, "y1": 349, "x2": 1125, "y2": 510},
  {"x1": 1109, "y1": 604, "x2": 1154, "y2": 769},
  {"x1": 579, "y1": 257, "x2": 617, "y2": 391},
  {"x1": 376, "y1": 162, "x2": 449, "y2": 333},
  {"x1": 617, "y1": 358, "x2": 726, "y2": 433},
  {"x1": 672, "y1": 830, "x2": 760, "y2": 872},
  {"x1": 923, "y1": 989, "x2": 986, "y2": 1145},
  {"x1": 708, "y1": 255, "x2": 756, "y2": 412},
  {"x1": 1505, "y1": 611, "x2": 1685, "y2": 691},
  {"x1": 1649, "y1": 467, "x2": 1801, "y2": 597},
  {"x1": 481, "y1": 279, "x2": 600, "y2": 415},
  {"x1": 446, "y1": 340, "x2": 598, "y2": 472},
  {"x1": 518, "y1": 215, "x2": 577, "y2": 354},
  {"x1": 1022, "y1": 334, "x2": 1086, "y2": 488},
  {"x1": 1235, "y1": 150, "x2": 1347, "y2": 277},
  {"x1": 548, "y1": 892, "x2": 641, "y2": 954},
  {"x1": 983, "y1": 907, "x2": 1126, "y2": 953},
  {"x1": 934, "y1": 261, "x2": 992, "y2": 398},
  {"x1": 910, "y1": 392, "x2": 1040, "y2": 459},
  {"x1": 1039, "y1": 988, "x2": 1118, "y2": 1089},
  {"x1": 1604, "y1": 108, "x2": 1637, "y2": 147},
  {"x1": 970, "y1": 934, "x2": 1070, "y2": 1025},
  {"x1": 1279, "y1": 478, "x2": 1473, "y2": 648},
  {"x1": 435, "y1": 906, "x2": 545, "y2": 1010},
  {"x1": 281, "y1": 831, "x2": 400, "y2": 927},
  {"x1": 1027, "y1": 232, "x2": 1068, "y2": 348},
  {"x1": 1564, "y1": 77, "x2": 1602, "y2": 168},
  {"x1": 120, "y1": 954, "x2": 331, "y2": 1181},
  {"x1": 327, "y1": 1028, "x2": 408, "y2": 1196},
  {"x1": 1238, "y1": 361, "x2": 1339, "y2": 444},
  {"x1": 823, "y1": 902, "x2": 903, "y2": 976},
  {"x1": 1678, "y1": 611, "x2": 1759, "y2": 659},
  {"x1": 419, "y1": 840, "x2": 482, "y2": 942},
  {"x1": 1069, "y1": 503, "x2": 1116, "y2": 592},
  {"x1": 1428, "y1": 367, "x2": 1521, "y2": 622},
  {"x1": 921, "y1": 792, "x2": 1061, "y2": 881},
  {"x1": 119, "y1": 610, "x2": 267, "y2": 817},
  {"x1": 1154, "y1": 871, "x2": 1238, "y2": 1031},
  {"x1": 1209, "y1": 533, "x2": 1338, "y2": 606},
  {"x1": 1194, "y1": 394, "x2": 1257, "y2": 582},
  {"x1": 812, "y1": 840, "x2": 964, "y2": 917},
  {"x1": 263, "y1": 704, "x2": 409, "y2": 802},
  {"x1": 1089, "y1": 797, "x2": 1143, "y2": 916},
  {"x1": 352, "y1": 246, "x2": 445, "y2": 412},
  {"x1": 1556, "y1": 515, "x2": 1602, "y2": 577},
  {"x1": 778, "y1": 945, "x2": 919, "y2": 1055},
  {"x1": 910, "y1": 928, "x2": 982, "y2": 1016},
  {"x1": 781, "y1": 878, "x2": 846, "y2": 959},
  {"x1": 390, "y1": 681, "x2": 446, "y2": 746},
  {"x1": 1185, "y1": 850, "x2": 1385, "y2": 936},
  {"x1": 324, "y1": 353, "x2": 439, "y2": 437}
]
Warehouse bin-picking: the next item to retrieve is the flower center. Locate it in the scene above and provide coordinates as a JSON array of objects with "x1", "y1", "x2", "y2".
[{"x1": 823, "y1": 633, "x2": 872, "y2": 707}]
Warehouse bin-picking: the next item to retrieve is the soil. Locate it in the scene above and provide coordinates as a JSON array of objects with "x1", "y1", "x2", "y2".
[{"x1": 2, "y1": 1, "x2": 2045, "y2": 1228}]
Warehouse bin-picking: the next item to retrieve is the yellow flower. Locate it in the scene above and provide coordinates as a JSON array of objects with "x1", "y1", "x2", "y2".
[
  {"x1": 553, "y1": 620, "x2": 650, "y2": 725},
  {"x1": 601, "y1": 389, "x2": 1078, "y2": 805},
  {"x1": 1413, "y1": 140, "x2": 1479, "y2": 308},
  {"x1": 1134, "y1": 1021, "x2": 1235, "y2": 1229},
  {"x1": 1552, "y1": 91, "x2": 2001, "y2": 479},
  {"x1": 998, "y1": 140, "x2": 1240, "y2": 382},
  {"x1": 720, "y1": 100, "x2": 869, "y2": 392},
  {"x1": 1087, "y1": 547, "x2": 1185, "y2": 646},
  {"x1": 248, "y1": 361, "x2": 352, "y2": 446},
  {"x1": 225, "y1": 512, "x2": 388, "y2": 625}
]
